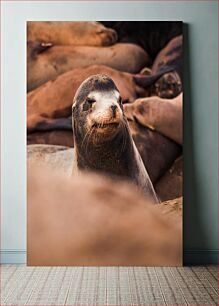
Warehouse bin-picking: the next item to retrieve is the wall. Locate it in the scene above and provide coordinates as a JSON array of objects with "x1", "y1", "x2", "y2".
[{"x1": 1, "y1": 1, "x2": 218, "y2": 264}]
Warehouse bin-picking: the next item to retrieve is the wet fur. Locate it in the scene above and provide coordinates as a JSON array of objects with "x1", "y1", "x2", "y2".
[
  {"x1": 27, "y1": 65, "x2": 147, "y2": 133},
  {"x1": 134, "y1": 35, "x2": 183, "y2": 98},
  {"x1": 72, "y1": 75, "x2": 159, "y2": 203},
  {"x1": 27, "y1": 42, "x2": 149, "y2": 91}
]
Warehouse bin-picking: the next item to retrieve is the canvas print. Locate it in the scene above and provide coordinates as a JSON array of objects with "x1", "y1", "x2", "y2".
[{"x1": 27, "y1": 21, "x2": 183, "y2": 266}]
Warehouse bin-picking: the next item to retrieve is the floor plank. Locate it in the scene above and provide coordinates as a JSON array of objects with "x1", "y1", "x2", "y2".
[{"x1": 1, "y1": 265, "x2": 218, "y2": 305}]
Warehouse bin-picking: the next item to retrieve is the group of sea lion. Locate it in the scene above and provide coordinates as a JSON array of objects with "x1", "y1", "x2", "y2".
[{"x1": 27, "y1": 21, "x2": 183, "y2": 265}]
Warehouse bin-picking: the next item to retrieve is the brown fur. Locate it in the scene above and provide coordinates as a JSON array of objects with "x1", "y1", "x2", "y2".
[
  {"x1": 156, "y1": 196, "x2": 182, "y2": 221},
  {"x1": 152, "y1": 35, "x2": 182, "y2": 74},
  {"x1": 155, "y1": 156, "x2": 183, "y2": 201},
  {"x1": 27, "y1": 165, "x2": 182, "y2": 266},
  {"x1": 27, "y1": 42, "x2": 150, "y2": 91},
  {"x1": 126, "y1": 120, "x2": 181, "y2": 183},
  {"x1": 27, "y1": 130, "x2": 74, "y2": 147},
  {"x1": 71, "y1": 75, "x2": 159, "y2": 202},
  {"x1": 134, "y1": 35, "x2": 183, "y2": 99},
  {"x1": 27, "y1": 65, "x2": 146, "y2": 132},
  {"x1": 27, "y1": 21, "x2": 117, "y2": 46},
  {"x1": 153, "y1": 71, "x2": 182, "y2": 99},
  {"x1": 124, "y1": 93, "x2": 183, "y2": 145}
]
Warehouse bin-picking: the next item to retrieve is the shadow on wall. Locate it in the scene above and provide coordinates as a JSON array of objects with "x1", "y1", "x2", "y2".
[{"x1": 183, "y1": 23, "x2": 209, "y2": 265}]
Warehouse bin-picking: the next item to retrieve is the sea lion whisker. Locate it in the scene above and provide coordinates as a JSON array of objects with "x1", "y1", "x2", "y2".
[
  {"x1": 123, "y1": 121, "x2": 128, "y2": 153},
  {"x1": 120, "y1": 121, "x2": 125, "y2": 154},
  {"x1": 118, "y1": 120, "x2": 127, "y2": 156},
  {"x1": 81, "y1": 127, "x2": 93, "y2": 150},
  {"x1": 81, "y1": 130, "x2": 89, "y2": 148},
  {"x1": 85, "y1": 126, "x2": 95, "y2": 155}
]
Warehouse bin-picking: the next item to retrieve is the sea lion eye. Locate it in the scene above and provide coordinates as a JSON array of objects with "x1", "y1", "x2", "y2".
[
  {"x1": 87, "y1": 97, "x2": 96, "y2": 104},
  {"x1": 83, "y1": 97, "x2": 96, "y2": 111}
]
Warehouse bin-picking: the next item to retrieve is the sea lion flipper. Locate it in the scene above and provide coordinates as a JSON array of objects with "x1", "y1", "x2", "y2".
[
  {"x1": 133, "y1": 66, "x2": 175, "y2": 88},
  {"x1": 133, "y1": 74, "x2": 161, "y2": 88}
]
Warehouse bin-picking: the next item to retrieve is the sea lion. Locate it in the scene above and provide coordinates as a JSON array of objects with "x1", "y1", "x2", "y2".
[
  {"x1": 72, "y1": 74, "x2": 159, "y2": 203},
  {"x1": 27, "y1": 65, "x2": 146, "y2": 133},
  {"x1": 155, "y1": 156, "x2": 183, "y2": 201},
  {"x1": 124, "y1": 93, "x2": 183, "y2": 145},
  {"x1": 125, "y1": 118, "x2": 181, "y2": 183},
  {"x1": 27, "y1": 42, "x2": 149, "y2": 91},
  {"x1": 134, "y1": 35, "x2": 183, "y2": 99},
  {"x1": 27, "y1": 120, "x2": 181, "y2": 185},
  {"x1": 27, "y1": 21, "x2": 117, "y2": 47}
]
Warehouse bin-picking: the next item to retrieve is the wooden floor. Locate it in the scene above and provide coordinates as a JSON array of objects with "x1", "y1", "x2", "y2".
[{"x1": 1, "y1": 265, "x2": 218, "y2": 305}]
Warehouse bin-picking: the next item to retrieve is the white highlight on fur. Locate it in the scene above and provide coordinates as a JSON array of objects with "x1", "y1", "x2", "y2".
[
  {"x1": 88, "y1": 90, "x2": 122, "y2": 124},
  {"x1": 132, "y1": 139, "x2": 159, "y2": 203}
]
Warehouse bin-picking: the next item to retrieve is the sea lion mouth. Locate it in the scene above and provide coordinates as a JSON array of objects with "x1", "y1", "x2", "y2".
[{"x1": 91, "y1": 122, "x2": 119, "y2": 129}]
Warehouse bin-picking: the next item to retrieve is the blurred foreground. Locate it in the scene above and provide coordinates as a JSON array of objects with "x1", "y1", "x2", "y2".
[{"x1": 28, "y1": 162, "x2": 182, "y2": 266}]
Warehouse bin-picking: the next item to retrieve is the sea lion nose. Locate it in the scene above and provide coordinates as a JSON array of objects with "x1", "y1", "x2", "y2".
[{"x1": 111, "y1": 104, "x2": 117, "y2": 117}]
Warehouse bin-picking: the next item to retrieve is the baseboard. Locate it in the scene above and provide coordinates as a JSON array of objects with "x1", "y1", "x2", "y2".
[
  {"x1": 183, "y1": 249, "x2": 218, "y2": 265},
  {"x1": 1, "y1": 250, "x2": 26, "y2": 264},
  {"x1": 0, "y1": 249, "x2": 218, "y2": 265}
]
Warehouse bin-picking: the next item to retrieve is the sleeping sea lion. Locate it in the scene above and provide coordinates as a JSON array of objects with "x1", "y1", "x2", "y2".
[
  {"x1": 134, "y1": 35, "x2": 183, "y2": 99},
  {"x1": 27, "y1": 42, "x2": 150, "y2": 91},
  {"x1": 27, "y1": 21, "x2": 117, "y2": 46}
]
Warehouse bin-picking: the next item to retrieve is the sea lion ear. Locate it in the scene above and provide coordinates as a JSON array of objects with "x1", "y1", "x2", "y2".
[{"x1": 140, "y1": 67, "x2": 152, "y2": 76}]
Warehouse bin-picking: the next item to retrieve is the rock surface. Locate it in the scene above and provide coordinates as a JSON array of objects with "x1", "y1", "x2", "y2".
[{"x1": 27, "y1": 144, "x2": 74, "y2": 176}]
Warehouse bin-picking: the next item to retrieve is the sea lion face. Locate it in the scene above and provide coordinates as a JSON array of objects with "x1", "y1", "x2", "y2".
[
  {"x1": 154, "y1": 71, "x2": 182, "y2": 99},
  {"x1": 73, "y1": 75, "x2": 125, "y2": 143}
]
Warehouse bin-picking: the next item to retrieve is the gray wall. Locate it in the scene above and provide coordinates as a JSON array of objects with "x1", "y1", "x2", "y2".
[{"x1": 1, "y1": 1, "x2": 218, "y2": 264}]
